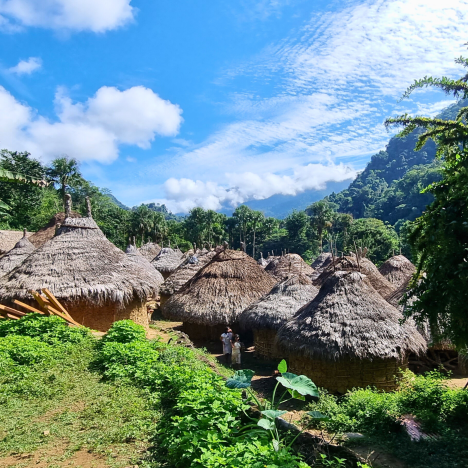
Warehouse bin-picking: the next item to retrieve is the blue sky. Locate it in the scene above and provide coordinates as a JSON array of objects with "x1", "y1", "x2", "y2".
[{"x1": 0, "y1": 0, "x2": 467, "y2": 212}]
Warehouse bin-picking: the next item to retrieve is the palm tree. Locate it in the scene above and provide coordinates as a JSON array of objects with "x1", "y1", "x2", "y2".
[{"x1": 45, "y1": 157, "x2": 82, "y2": 210}]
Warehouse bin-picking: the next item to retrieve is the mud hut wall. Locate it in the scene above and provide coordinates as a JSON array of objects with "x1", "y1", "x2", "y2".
[
  {"x1": 253, "y1": 328, "x2": 285, "y2": 361},
  {"x1": 288, "y1": 354, "x2": 409, "y2": 394},
  {"x1": 182, "y1": 322, "x2": 234, "y2": 342}
]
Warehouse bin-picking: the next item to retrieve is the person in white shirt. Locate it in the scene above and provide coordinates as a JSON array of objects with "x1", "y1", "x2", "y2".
[
  {"x1": 231, "y1": 334, "x2": 242, "y2": 369},
  {"x1": 220, "y1": 327, "x2": 233, "y2": 365}
]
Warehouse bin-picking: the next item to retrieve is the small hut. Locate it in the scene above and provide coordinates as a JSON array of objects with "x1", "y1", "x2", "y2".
[
  {"x1": 239, "y1": 274, "x2": 319, "y2": 360},
  {"x1": 0, "y1": 197, "x2": 159, "y2": 331},
  {"x1": 311, "y1": 252, "x2": 333, "y2": 271},
  {"x1": 0, "y1": 230, "x2": 35, "y2": 277},
  {"x1": 265, "y1": 253, "x2": 315, "y2": 281},
  {"x1": 125, "y1": 243, "x2": 164, "y2": 293},
  {"x1": 378, "y1": 255, "x2": 416, "y2": 288},
  {"x1": 162, "y1": 249, "x2": 277, "y2": 340},
  {"x1": 0, "y1": 230, "x2": 33, "y2": 255},
  {"x1": 151, "y1": 247, "x2": 184, "y2": 279},
  {"x1": 315, "y1": 255, "x2": 395, "y2": 299},
  {"x1": 138, "y1": 242, "x2": 161, "y2": 262},
  {"x1": 28, "y1": 211, "x2": 81, "y2": 248},
  {"x1": 159, "y1": 250, "x2": 217, "y2": 307},
  {"x1": 276, "y1": 271, "x2": 426, "y2": 393}
]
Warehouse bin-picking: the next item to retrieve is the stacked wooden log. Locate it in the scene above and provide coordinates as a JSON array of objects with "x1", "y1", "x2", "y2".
[{"x1": 0, "y1": 288, "x2": 81, "y2": 327}]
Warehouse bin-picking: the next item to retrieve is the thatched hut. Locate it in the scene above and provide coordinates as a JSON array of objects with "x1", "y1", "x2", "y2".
[
  {"x1": 0, "y1": 230, "x2": 33, "y2": 255},
  {"x1": 151, "y1": 247, "x2": 184, "y2": 279},
  {"x1": 378, "y1": 255, "x2": 416, "y2": 288},
  {"x1": 257, "y1": 252, "x2": 269, "y2": 268},
  {"x1": 0, "y1": 199, "x2": 159, "y2": 331},
  {"x1": 159, "y1": 250, "x2": 217, "y2": 307},
  {"x1": 138, "y1": 242, "x2": 161, "y2": 262},
  {"x1": 125, "y1": 243, "x2": 164, "y2": 293},
  {"x1": 28, "y1": 212, "x2": 81, "y2": 248},
  {"x1": 0, "y1": 230, "x2": 35, "y2": 277},
  {"x1": 315, "y1": 256, "x2": 395, "y2": 299},
  {"x1": 276, "y1": 271, "x2": 426, "y2": 393},
  {"x1": 311, "y1": 252, "x2": 333, "y2": 271},
  {"x1": 162, "y1": 249, "x2": 277, "y2": 340},
  {"x1": 265, "y1": 253, "x2": 315, "y2": 281},
  {"x1": 239, "y1": 274, "x2": 319, "y2": 360}
]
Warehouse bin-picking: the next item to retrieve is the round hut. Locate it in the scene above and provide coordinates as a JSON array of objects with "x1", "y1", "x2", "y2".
[
  {"x1": 239, "y1": 274, "x2": 319, "y2": 360},
  {"x1": 0, "y1": 197, "x2": 159, "y2": 331},
  {"x1": 138, "y1": 242, "x2": 161, "y2": 262},
  {"x1": 378, "y1": 255, "x2": 416, "y2": 288},
  {"x1": 0, "y1": 230, "x2": 33, "y2": 256},
  {"x1": 28, "y1": 211, "x2": 81, "y2": 248},
  {"x1": 162, "y1": 249, "x2": 277, "y2": 341},
  {"x1": 315, "y1": 255, "x2": 395, "y2": 299},
  {"x1": 311, "y1": 252, "x2": 333, "y2": 271},
  {"x1": 125, "y1": 242, "x2": 164, "y2": 293},
  {"x1": 265, "y1": 253, "x2": 315, "y2": 281},
  {"x1": 151, "y1": 247, "x2": 184, "y2": 279},
  {"x1": 0, "y1": 230, "x2": 35, "y2": 277},
  {"x1": 159, "y1": 250, "x2": 217, "y2": 307},
  {"x1": 276, "y1": 271, "x2": 426, "y2": 393},
  {"x1": 257, "y1": 252, "x2": 269, "y2": 268}
]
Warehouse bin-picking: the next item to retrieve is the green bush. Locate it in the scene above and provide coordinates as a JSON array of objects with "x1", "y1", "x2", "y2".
[
  {"x1": 0, "y1": 335, "x2": 55, "y2": 367},
  {"x1": 101, "y1": 320, "x2": 147, "y2": 344},
  {"x1": 0, "y1": 314, "x2": 91, "y2": 345}
]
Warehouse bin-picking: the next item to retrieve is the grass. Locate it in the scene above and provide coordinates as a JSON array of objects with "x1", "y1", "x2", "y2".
[{"x1": 0, "y1": 340, "x2": 160, "y2": 468}]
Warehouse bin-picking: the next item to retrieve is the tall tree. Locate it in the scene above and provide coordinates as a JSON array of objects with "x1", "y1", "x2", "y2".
[
  {"x1": 385, "y1": 48, "x2": 468, "y2": 348},
  {"x1": 45, "y1": 157, "x2": 82, "y2": 210},
  {"x1": 306, "y1": 200, "x2": 336, "y2": 252}
]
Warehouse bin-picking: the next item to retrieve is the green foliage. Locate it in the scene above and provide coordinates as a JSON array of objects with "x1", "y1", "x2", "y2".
[
  {"x1": 0, "y1": 335, "x2": 55, "y2": 367},
  {"x1": 100, "y1": 319, "x2": 147, "y2": 344},
  {"x1": 45, "y1": 156, "x2": 82, "y2": 209}
]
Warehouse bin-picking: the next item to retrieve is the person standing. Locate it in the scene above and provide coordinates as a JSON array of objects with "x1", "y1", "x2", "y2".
[
  {"x1": 231, "y1": 334, "x2": 242, "y2": 369},
  {"x1": 220, "y1": 327, "x2": 233, "y2": 365}
]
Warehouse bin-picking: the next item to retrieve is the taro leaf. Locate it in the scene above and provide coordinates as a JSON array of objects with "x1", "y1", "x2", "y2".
[
  {"x1": 226, "y1": 369, "x2": 255, "y2": 389},
  {"x1": 258, "y1": 418, "x2": 276, "y2": 431},
  {"x1": 272, "y1": 439, "x2": 280, "y2": 452},
  {"x1": 261, "y1": 410, "x2": 287, "y2": 420},
  {"x1": 276, "y1": 373, "x2": 319, "y2": 399},
  {"x1": 288, "y1": 389, "x2": 306, "y2": 401},
  {"x1": 307, "y1": 411, "x2": 330, "y2": 421},
  {"x1": 277, "y1": 359, "x2": 287, "y2": 374}
]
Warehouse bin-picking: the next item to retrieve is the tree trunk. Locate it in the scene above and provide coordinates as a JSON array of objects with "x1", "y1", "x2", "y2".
[{"x1": 253, "y1": 229, "x2": 256, "y2": 259}]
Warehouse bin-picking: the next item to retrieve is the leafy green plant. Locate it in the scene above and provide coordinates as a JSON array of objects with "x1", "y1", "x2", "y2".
[
  {"x1": 100, "y1": 319, "x2": 147, "y2": 344},
  {"x1": 317, "y1": 454, "x2": 347, "y2": 467},
  {"x1": 0, "y1": 335, "x2": 55, "y2": 367}
]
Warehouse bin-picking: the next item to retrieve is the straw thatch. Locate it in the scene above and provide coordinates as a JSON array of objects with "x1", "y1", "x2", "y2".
[
  {"x1": 0, "y1": 230, "x2": 33, "y2": 255},
  {"x1": 159, "y1": 250, "x2": 217, "y2": 303},
  {"x1": 151, "y1": 247, "x2": 184, "y2": 278},
  {"x1": 265, "y1": 253, "x2": 315, "y2": 281},
  {"x1": 311, "y1": 252, "x2": 333, "y2": 270},
  {"x1": 378, "y1": 255, "x2": 416, "y2": 288},
  {"x1": 162, "y1": 249, "x2": 277, "y2": 331},
  {"x1": 28, "y1": 212, "x2": 81, "y2": 248},
  {"x1": 239, "y1": 274, "x2": 319, "y2": 332},
  {"x1": 0, "y1": 231, "x2": 35, "y2": 277},
  {"x1": 276, "y1": 271, "x2": 426, "y2": 392},
  {"x1": 315, "y1": 256, "x2": 395, "y2": 299},
  {"x1": 0, "y1": 211, "x2": 160, "y2": 331},
  {"x1": 138, "y1": 242, "x2": 161, "y2": 262},
  {"x1": 257, "y1": 252, "x2": 269, "y2": 268},
  {"x1": 125, "y1": 243, "x2": 164, "y2": 290}
]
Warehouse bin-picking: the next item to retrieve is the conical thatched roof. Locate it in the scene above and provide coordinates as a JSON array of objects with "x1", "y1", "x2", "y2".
[
  {"x1": 0, "y1": 231, "x2": 35, "y2": 277},
  {"x1": 28, "y1": 211, "x2": 81, "y2": 248},
  {"x1": 125, "y1": 243, "x2": 164, "y2": 287},
  {"x1": 138, "y1": 242, "x2": 161, "y2": 262},
  {"x1": 239, "y1": 274, "x2": 319, "y2": 331},
  {"x1": 276, "y1": 271, "x2": 426, "y2": 361},
  {"x1": 265, "y1": 253, "x2": 315, "y2": 281},
  {"x1": 0, "y1": 215, "x2": 159, "y2": 306},
  {"x1": 162, "y1": 249, "x2": 277, "y2": 326},
  {"x1": 0, "y1": 230, "x2": 33, "y2": 255},
  {"x1": 311, "y1": 252, "x2": 333, "y2": 270},
  {"x1": 378, "y1": 255, "x2": 416, "y2": 288},
  {"x1": 151, "y1": 247, "x2": 184, "y2": 274},
  {"x1": 257, "y1": 253, "x2": 269, "y2": 268},
  {"x1": 160, "y1": 250, "x2": 217, "y2": 297},
  {"x1": 315, "y1": 256, "x2": 395, "y2": 299}
]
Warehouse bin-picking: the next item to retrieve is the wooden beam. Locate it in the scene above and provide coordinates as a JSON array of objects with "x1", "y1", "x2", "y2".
[
  {"x1": 13, "y1": 300, "x2": 45, "y2": 315},
  {"x1": 41, "y1": 289, "x2": 71, "y2": 318},
  {"x1": 29, "y1": 290, "x2": 51, "y2": 314},
  {"x1": 44, "y1": 305, "x2": 81, "y2": 327},
  {"x1": 0, "y1": 304, "x2": 27, "y2": 317}
]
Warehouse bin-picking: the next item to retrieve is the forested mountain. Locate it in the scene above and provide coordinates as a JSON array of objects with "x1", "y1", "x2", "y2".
[{"x1": 327, "y1": 99, "x2": 468, "y2": 229}]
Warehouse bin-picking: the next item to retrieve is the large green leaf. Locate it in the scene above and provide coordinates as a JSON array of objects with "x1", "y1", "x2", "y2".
[
  {"x1": 225, "y1": 369, "x2": 255, "y2": 389},
  {"x1": 288, "y1": 389, "x2": 306, "y2": 401},
  {"x1": 276, "y1": 372, "x2": 319, "y2": 399},
  {"x1": 277, "y1": 359, "x2": 287, "y2": 373},
  {"x1": 257, "y1": 418, "x2": 275, "y2": 430},
  {"x1": 0, "y1": 200, "x2": 10, "y2": 210},
  {"x1": 307, "y1": 411, "x2": 330, "y2": 421},
  {"x1": 261, "y1": 410, "x2": 287, "y2": 420}
]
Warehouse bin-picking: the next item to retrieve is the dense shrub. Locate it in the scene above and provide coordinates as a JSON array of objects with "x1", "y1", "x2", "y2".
[
  {"x1": 100, "y1": 319, "x2": 147, "y2": 344},
  {"x1": 0, "y1": 314, "x2": 91, "y2": 345},
  {"x1": 0, "y1": 335, "x2": 55, "y2": 367}
]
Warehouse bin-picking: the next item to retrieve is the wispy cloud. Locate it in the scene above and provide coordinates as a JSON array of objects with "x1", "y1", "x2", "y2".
[{"x1": 8, "y1": 57, "x2": 42, "y2": 75}]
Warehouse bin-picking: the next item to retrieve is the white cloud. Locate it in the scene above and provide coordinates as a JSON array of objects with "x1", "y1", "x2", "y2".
[
  {"x1": 0, "y1": 0, "x2": 135, "y2": 32},
  {"x1": 154, "y1": 163, "x2": 356, "y2": 213},
  {"x1": 126, "y1": 156, "x2": 137, "y2": 163},
  {"x1": 8, "y1": 57, "x2": 42, "y2": 75},
  {"x1": 0, "y1": 85, "x2": 183, "y2": 163}
]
